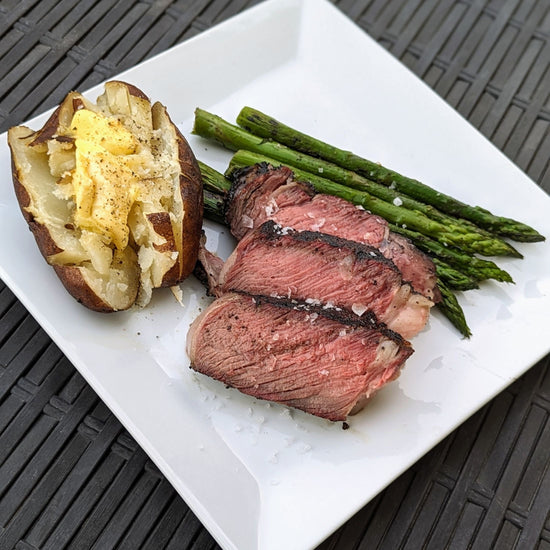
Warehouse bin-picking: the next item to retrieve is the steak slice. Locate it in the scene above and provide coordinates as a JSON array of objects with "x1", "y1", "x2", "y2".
[
  {"x1": 194, "y1": 233, "x2": 224, "y2": 294},
  {"x1": 218, "y1": 221, "x2": 433, "y2": 339},
  {"x1": 187, "y1": 292, "x2": 413, "y2": 421},
  {"x1": 225, "y1": 163, "x2": 312, "y2": 240},
  {"x1": 227, "y1": 163, "x2": 439, "y2": 302}
]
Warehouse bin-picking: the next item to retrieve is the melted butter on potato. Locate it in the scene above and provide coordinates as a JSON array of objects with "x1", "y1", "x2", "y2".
[
  {"x1": 70, "y1": 109, "x2": 138, "y2": 155},
  {"x1": 70, "y1": 109, "x2": 141, "y2": 250}
]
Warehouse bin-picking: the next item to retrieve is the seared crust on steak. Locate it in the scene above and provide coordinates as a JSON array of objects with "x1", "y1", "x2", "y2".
[{"x1": 256, "y1": 221, "x2": 399, "y2": 269}]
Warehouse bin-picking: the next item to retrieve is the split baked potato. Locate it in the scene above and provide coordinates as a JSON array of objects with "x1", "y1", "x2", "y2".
[{"x1": 8, "y1": 81, "x2": 203, "y2": 312}]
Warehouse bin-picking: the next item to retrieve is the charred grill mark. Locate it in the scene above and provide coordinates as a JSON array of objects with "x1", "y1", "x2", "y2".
[
  {"x1": 256, "y1": 220, "x2": 400, "y2": 272},
  {"x1": 225, "y1": 163, "x2": 285, "y2": 220},
  {"x1": 230, "y1": 289, "x2": 409, "y2": 346},
  {"x1": 292, "y1": 177, "x2": 315, "y2": 194},
  {"x1": 225, "y1": 164, "x2": 261, "y2": 220}
]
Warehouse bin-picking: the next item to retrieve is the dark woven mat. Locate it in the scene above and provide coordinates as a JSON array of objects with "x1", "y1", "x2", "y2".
[{"x1": 1, "y1": 1, "x2": 549, "y2": 548}]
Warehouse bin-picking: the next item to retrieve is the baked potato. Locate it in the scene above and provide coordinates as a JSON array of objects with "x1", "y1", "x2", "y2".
[{"x1": 8, "y1": 81, "x2": 203, "y2": 312}]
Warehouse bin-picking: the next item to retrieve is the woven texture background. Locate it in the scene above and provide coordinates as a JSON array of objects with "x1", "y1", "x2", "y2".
[{"x1": 1, "y1": 1, "x2": 549, "y2": 549}]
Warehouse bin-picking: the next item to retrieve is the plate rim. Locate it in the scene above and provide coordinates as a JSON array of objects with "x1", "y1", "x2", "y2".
[{"x1": 1, "y1": 1, "x2": 549, "y2": 549}]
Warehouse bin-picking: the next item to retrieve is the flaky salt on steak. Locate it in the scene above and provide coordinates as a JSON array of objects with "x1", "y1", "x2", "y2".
[
  {"x1": 187, "y1": 292, "x2": 413, "y2": 421},
  {"x1": 217, "y1": 221, "x2": 432, "y2": 339},
  {"x1": 226, "y1": 163, "x2": 439, "y2": 302}
]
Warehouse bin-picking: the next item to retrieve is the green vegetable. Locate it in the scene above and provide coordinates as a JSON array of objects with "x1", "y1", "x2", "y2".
[
  {"x1": 198, "y1": 160, "x2": 231, "y2": 195},
  {"x1": 432, "y1": 258, "x2": 479, "y2": 291},
  {"x1": 388, "y1": 224, "x2": 513, "y2": 283},
  {"x1": 435, "y1": 281, "x2": 472, "y2": 338},
  {"x1": 221, "y1": 146, "x2": 519, "y2": 258},
  {"x1": 236, "y1": 106, "x2": 544, "y2": 243},
  {"x1": 202, "y1": 189, "x2": 226, "y2": 224}
]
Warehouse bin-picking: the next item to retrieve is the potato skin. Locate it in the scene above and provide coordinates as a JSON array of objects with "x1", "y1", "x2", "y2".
[
  {"x1": 11, "y1": 154, "x2": 63, "y2": 258},
  {"x1": 164, "y1": 111, "x2": 204, "y2": 287},
  {"x1": 29, "y1": 92, "x2": 85, "y2": 147},
  {"x1": 52, "y1": 265, "x2": 125, "y2": 313},
  {"x1": 8, "y1": 81, "x2": 203, "y2": 312},
  {"x1": 111, "y1": 80, "x2": 149, "y2": 101}
]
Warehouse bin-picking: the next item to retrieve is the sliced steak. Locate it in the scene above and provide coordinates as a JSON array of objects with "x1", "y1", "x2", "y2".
[
  {"x1": 225, "y1": 163, "x2": 312, "y2": 240},
  {"x1": 194, "y1": 233, "x2": 224, "y2": 294},
  {"x1": 218, "y1": 221, "x2": 432, "y2": 339},
  {"x1": 227, "y1": 163, "x2": 439, "y2": 302},
  {"x1": 187, "y1": 292, "x2": 413, "y2": 421}
]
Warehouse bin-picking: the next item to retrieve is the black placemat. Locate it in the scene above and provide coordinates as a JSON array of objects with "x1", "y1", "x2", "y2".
[{"x1": 1, "y1": 1, "x2": 549, "y2": 548}]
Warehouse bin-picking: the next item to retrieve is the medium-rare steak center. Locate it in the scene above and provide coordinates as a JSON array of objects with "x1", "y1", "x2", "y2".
[
  {"x1": 218, "y1": 221, "x2": 432, "y2": 339},
  {"x1": 226, "y1": 163, "x2": 439, "y2": 302},
  {"x1": 187, "y1": 292, "x2": 413, "y2": 421}
]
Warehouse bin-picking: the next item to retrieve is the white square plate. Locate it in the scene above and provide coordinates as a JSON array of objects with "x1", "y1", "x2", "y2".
[{"x1": 1, "y1": 1, "x2": 549, "y2": 548}]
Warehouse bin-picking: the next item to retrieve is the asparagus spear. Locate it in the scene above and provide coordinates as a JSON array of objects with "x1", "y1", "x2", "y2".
[
  {"x1": 203, "y1": 190, "x2": 226, "y2": 224},
  {"x1": 436, "y1": 281, "x2": 472, "y2": 338},
  {"x1": 389, "y1": 224, "x2": 514, "y2": 283},
  {"x1": 198, "y1": 161, "x2": 232, "y2": 223},
  {"x1": 223, "y1": 147, "x2": 519, "y2": 258},
  {"x1": 209, "y1": 116, "x2": 474, "y2": 232},
  {"x1": 433, "y1": 258, "x2": 479, "y2": 291},
  {"x1": 198, "y1": 160, "x2": 231, "y2": 194},
  {"x1": 237, "y1": 106, "x2": 544, "y2": 243},
  {"x1": 211, "y1": 140, "x2": 514, "y2": 283},
  {"x1": 194, "y1": 109, "x2": 521, "y2": 257}
]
